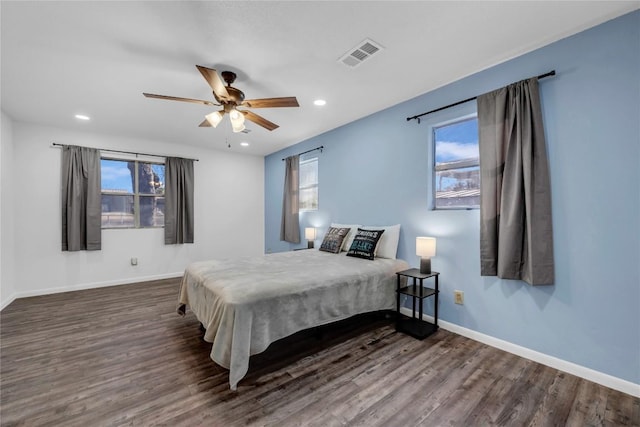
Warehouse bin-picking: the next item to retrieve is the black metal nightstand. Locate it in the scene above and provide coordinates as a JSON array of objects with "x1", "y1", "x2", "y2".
[{"x1": 395, "y1": 268, "x2": 440, "y2": 339}]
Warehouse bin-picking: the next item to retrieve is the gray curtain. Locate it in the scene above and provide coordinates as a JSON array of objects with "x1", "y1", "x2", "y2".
[
  {"x1": 280, "y1": 154, "x2": 300, "y2": 243},
  {"x1": 164, "y1": 157, "x2": 194, "y2": 244},
  {"x1": 477, "y1": 77, "x2": 554, "y2": 285},
  {"x1": 61, "y1": 145, "x2": 101, "y2": 251}
]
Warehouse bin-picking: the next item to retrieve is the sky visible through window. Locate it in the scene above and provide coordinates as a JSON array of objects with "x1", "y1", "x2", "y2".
[
  {"x1": 101, "y1": 159, "x2": 164, "y2": 193},
  {"x1": 101, "y1": 159, "x2": 133, "y2": 192},
  {"x1": 434, "y1": 117, "x2": 478, "y2": 164}
]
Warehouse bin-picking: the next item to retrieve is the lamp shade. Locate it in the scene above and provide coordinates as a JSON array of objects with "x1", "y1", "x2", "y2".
[
  {"x1": 416, "y1": 237, "x2": 436, "y2": 257},
  {"x1": 205, "y1": 111, "x2": 224, "y2": 128},
  {"x1": 227, "y1": 108, "x2": 246, "y2": 133},
  {"x1": 305, "y1": 227, "x2": 316, "y2": 241},
  {"x1": 231, "y1": 121, "x2": 246, "y2": 133},
  {"x1": 229, "y1": 109, "x2": 245, "y2": 124}
]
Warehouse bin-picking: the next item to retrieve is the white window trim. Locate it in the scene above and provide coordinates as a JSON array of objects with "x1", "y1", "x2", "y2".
[
  {"x1": 299, "y1": 156, "x2": 318, "y2": 212},
  {"x1": 431, "y1": 113, "x2": 480, "y2": 211},
  {"x1": 101, "y1": 156, "x2": 165, "y2": 229}
]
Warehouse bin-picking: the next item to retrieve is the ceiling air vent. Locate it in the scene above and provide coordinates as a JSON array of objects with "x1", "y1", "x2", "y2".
[{"x1": 338, "y1": 38, "x2": 384, "y2": 68}]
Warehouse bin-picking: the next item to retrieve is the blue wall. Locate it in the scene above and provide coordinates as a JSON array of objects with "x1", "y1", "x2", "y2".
[{"x1": 265, "y1": 11, "x2": 640, "y2": 384}]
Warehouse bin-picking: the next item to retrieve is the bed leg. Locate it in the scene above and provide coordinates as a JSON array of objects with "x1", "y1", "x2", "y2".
[
  {"x1": 177, "y1": 304, "x2": 186, "y2": 316},
  {"x1": 198, "y1": 323, "x2": 207, "y2": 341}
]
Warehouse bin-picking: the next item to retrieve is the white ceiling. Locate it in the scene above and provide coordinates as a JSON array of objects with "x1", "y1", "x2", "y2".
[{"x1": 2, "y1": 1, "x2": 638, "y2": 156}]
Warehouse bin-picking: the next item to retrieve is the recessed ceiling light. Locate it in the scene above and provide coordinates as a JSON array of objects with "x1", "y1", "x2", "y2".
[
  {"x1": 313, "y1": 99, "x2": 326, "y2": 106},
  {"x1": 75, "y1": 114, "x2": 90, "y2": 120},
  {"x1": 240, "y1": 142, "x2": 250, "y2": 147}
]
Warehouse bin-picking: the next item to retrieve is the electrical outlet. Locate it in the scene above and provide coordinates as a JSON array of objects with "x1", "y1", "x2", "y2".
[
  {"x1": 454, "y1": 290, "x2": 464, "y2": 305},
  {"x1": 131, "y1": 257, "x2": 138, "y2": 266}
]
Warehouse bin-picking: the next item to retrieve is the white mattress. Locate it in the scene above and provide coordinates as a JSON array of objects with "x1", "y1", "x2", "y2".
[{"x1": 178, "y1": 249, "x2": 409, "y2": 390}]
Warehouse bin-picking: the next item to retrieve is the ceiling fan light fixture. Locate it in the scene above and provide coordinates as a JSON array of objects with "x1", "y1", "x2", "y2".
[
  {"x1": 229, "y1": 108, "x2": 245, "y2": 125},
  {"x1": 229, "y1": 108, "x2": 246, "y2": 133},
  {"x1": 205, "y1": 111, "x2": 224, "y2": 127},
  {"x1": 144, "y1": 66, "x2": 299, "y2": 133},
  {"x1": 231, "y1": 121, "x2": 246, "y2": 133}
]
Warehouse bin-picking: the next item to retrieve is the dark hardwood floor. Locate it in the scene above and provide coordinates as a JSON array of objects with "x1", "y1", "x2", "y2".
[{"x1": 1, "y1": 278, "x2": 638, "y2": 426}]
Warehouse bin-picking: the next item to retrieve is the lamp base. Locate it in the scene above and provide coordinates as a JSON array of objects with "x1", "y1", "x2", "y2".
[
  {"x1": 308, "y1": 241, "x2": 314, "y2": 249},
  {"x1": 420, "y1": 258, "x2": 431, "y2": 274}
]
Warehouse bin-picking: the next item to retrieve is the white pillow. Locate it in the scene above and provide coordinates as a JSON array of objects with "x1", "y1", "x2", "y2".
[
  {"x1": 330, "y1": 223, "x2": 362, "y2": 252},
  {"x1": 362, "y1": 224, "x2": 401, "y2": 259}
]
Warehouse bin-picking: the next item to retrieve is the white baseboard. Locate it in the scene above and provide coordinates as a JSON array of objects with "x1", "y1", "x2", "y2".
[
  {"x1": 1, "y1": 272, "x2": 183, "y2": 308},
  {"x1": 0, "y1": 293, "x2": 17, "y2": 311},
  {"x1": 399, "y1": 307, "x2": 640, "y2": 398}
]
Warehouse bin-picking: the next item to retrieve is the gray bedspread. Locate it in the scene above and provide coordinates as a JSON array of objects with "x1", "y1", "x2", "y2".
[{"x1": 178, "y1": 249, "x2": 409, "y2": 390}]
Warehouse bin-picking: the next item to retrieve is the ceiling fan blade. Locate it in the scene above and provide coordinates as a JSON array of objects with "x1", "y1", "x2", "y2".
[
  {"x1": 196, "y1": 65, "x2": 230, "y2": 101},
  {"x1": 199, "y1": 119, "x2": 212, "y2": 127},
  {"x1": 241, "y1": 97, "x2": 299, "y2": 108},
  {"x1": 143, "y1": 93, "x2": 217, "y2": 106},
  {"x1": 242, "y1": 110, "x2": 279, "y2": 131}
]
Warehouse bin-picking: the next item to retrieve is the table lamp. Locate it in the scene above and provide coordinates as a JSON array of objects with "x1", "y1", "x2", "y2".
[
  {"x1": 416, "y1": 237, "x2": 436, "y2": 274},
  {"x1": 305, "y1": 227, "x2": 316, "y2": 249}
]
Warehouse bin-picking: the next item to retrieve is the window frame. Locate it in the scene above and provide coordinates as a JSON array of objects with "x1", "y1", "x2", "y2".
[
  {"x1": 431, "y1": 114, "x2": 480, "y2": 211},
  {"x1": 298, "y1": 156, "x2": 318, "y2": 212},
  {"x1": 100, "y1": 156, "x2": 165, "y2": 229}
]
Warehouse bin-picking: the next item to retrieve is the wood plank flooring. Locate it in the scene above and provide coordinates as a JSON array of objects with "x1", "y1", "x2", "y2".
[{"x1": 1, "y1": 278, "x2": 638, "y2": 426}]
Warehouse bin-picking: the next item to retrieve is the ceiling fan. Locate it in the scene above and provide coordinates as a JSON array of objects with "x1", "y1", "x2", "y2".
[{"x1": 143, "y1": 65, "x2": 299, "y2": 132}]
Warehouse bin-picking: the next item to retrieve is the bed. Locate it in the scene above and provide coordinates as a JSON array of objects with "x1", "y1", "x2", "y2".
[{"x1": 177, "y1": 248, "x2": 409, "y2": 390}]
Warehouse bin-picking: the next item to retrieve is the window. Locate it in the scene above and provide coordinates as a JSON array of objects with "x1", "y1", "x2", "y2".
[
  {"x1": 101, "y1": 158, "x2": 165, "y2": 228},
  {"x1": 299, "y1": 157, "x2": 318, "y2": 211},
  {"x1": 433, "y1": 116, "x2": 480, "y2": 209}
]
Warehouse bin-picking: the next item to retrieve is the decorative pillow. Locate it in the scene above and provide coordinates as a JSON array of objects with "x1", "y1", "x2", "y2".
[
  {"x1": 362, "y1": 224, "x2": 401, "y2": 259},
  {"x1": 319, "y1": 227, "x2": 350, "y2": 254},
  {"x1": 346, "y1": 228, "x2": 385, "y2": 260},
  {"x1": 330, "y1": 223, "x2": 362, "y2": 252}
]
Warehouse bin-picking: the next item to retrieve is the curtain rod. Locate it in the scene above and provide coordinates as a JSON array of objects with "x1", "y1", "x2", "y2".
[
  {"x1": 406, "y1": 70, "x2": 556, "y2": 123},
  {"x1": 281, "y1": 145, "x2": 324, "y2": 161},
  {"x1": 51, "y1": 143, "x2": 199, "y2": 161}
]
